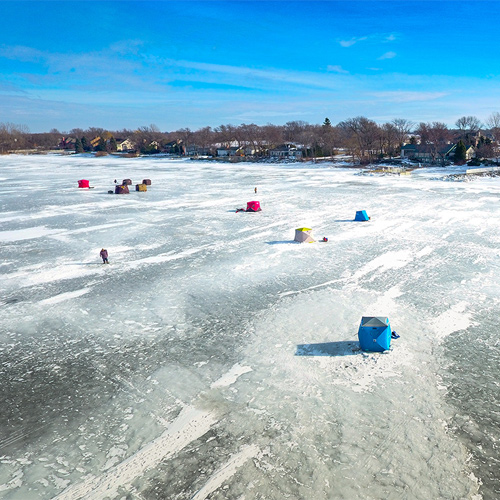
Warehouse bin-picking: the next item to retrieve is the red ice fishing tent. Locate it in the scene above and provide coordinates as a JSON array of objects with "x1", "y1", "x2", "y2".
[
  {"x1": 142, "y1": 179, "x2": 152, "y2": 185},
  {"x1": 78, "y1": 179, "x2": 90, "y2": 188},
  {"x1": 246, "y1": 201, "x2": 262, "y2": 212},
  {"x1": 122, "y1": 179, "x2": 132, "y2": 185},
  {"x1": 115, "y1": 185, "x2": 130, "y2": 194}
]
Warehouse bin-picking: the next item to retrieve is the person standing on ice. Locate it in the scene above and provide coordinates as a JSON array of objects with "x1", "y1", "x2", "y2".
[
  {"x1": 254, "y1": 187, "x2": 257, "y2": 194},
  {"x1": 100, "y1": 248, "x2": 109, "y2": 264}
]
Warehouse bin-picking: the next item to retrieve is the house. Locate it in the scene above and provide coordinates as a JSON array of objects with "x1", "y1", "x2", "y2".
[
  {"x1": 401, "y1": 143, "x2": 474, "y2": 162},
  {"x1": 163, "y1": 139, "x2": 184, "y2": 155},
  {"x1": 59, "y1": 137, "x2": 76, "y2": 150},
  {"x1": 464, "y1": 145, "x2": 476, "y2": 160},
  {"x1": 269, "y1": 144, "x2": 303, "y2": 159},
  {"x1": 242, "y1": 145, "x2": 258, "y2": 156},
  {"x1": 185, "y1": 144, "x2": 212, "y2": 156},
  {"x1": 216, "y1": 147, "x2": 229, "y2": 157},
  {"x1": 217, "y1": 146, "x2": 240, "y2": 157},
  {"x1": 400, "y1": 143, "x2": 417, "y2": 158},
  {"x1": 401, "y1": 144, "x2": 457, "y2": 163},
  {"x1": 116, "y1": 138, "x2": 134, "y2": 152}
]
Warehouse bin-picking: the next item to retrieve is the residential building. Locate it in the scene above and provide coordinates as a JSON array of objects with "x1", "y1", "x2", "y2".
[
  {"x1": 116, "y1": 138, "x2": 134, "y2": 152},
  {"x1": 401, "y1": 143, "x2": 475, "y2": 162},
  {"x1": 269, "y1": 144, "x2": 303, "y2": 159}
]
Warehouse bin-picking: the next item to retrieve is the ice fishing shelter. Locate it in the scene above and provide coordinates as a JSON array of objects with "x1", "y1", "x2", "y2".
[
  {"x1": 142, "y1": 179, "x2": 152, "y2": 185},
  {"x1": 78, "y1": 179, "x2": 90, "y2": 188},
  {"x1": 246, "y1": 201, "x2": 262, "y2": 212},
  {"x1": 358, "y1": 316, "x2": 392, "y2": 352},
  {"x1": 294, "y1": 228, "x2": 315, "y2": 243},
  {"x1": 136, "y1": 183, "x2": 147, "y2": 192},
  {"x1": 122, "y1": 179, "x2": 132, "y2": 185},
  {"x1": 115, "y1": 185, "x2": 129, "y2": 194},
  {"x1": 355, "y1": 210, "x2": 370, "y2": 221}
]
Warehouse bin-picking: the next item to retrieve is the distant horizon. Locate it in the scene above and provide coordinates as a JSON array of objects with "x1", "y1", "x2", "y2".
[
  {"x1": 12, "y1": 115, "x2": 499, "y2": 136},
  {"x1": 2, "y1": 1, "x2": 500, "y2": 133}
]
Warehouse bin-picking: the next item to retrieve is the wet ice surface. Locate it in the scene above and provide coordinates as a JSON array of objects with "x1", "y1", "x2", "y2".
[{"x1": 0, "y1": 155, "x2": 499, "y2": 499}]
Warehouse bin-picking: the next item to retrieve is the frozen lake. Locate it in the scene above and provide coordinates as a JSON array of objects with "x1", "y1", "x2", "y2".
[{"x1": 0, "y1": 154, "x2": 499, "y2": 499}]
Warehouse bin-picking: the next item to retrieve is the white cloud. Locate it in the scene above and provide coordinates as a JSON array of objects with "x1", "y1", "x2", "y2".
[
  {"x1": 386, "y1": 34, "x2": 396, "y2": 42},
  {"x1": 339, "y1": 36, "x2": 367, "y2": 47},
  {"x1": 378, "y1": 51, "x2": 397, "y2": 60},
  {"x1": 327, "y1": 65, "x2": 349, "y2": 74}
]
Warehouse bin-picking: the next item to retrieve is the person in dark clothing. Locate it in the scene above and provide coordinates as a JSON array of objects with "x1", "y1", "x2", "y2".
[{"x1": 100, "y1": 248, "x2": 109, "y2": 264}]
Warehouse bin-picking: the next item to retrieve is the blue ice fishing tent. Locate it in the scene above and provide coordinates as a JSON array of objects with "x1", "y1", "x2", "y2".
[
  {"x1": 358, "y1": 316, "x2": 392, "y2": 352},
  {"x1": 355, "y1": 210, "x2": 370, "y2": 221}
]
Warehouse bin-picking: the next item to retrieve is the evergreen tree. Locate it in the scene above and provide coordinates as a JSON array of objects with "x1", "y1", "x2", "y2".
[
  {"x1": 95, "y1": 137, "x2": 106, "y2": 152},
  {"x1": 454, "y1": 140, "x2": 467, "y2": 164},
  {"x1": 81, "y1": 136, "x2": 91, "y2": 152},
  {"x1": 75, "y1": 137, "x2": 83, "y2": 153},
  {"x1": 322, "y1": 117, "x2": 332, "y2": 129},
  {"x1": 108, "y1": 136, "x2": 117, "y2": 152}
]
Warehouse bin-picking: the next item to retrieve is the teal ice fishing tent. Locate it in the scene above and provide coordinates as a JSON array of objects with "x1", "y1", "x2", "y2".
[
  {"x1": 358, "y1": 316, "x2": 392, "y2": 352},
  {"x1": 355, "y1": 210, "x2": 370, "y2": 221}
]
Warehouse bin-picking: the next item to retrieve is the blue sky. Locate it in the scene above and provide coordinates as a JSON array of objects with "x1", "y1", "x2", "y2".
[{"x1": 1, "y1": 0, "x2": 500, "y2": 132}]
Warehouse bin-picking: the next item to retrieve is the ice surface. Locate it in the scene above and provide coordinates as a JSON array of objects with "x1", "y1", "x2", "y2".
[{"x1": 1, "y1": 154, "x2": 499, "y2": 499}]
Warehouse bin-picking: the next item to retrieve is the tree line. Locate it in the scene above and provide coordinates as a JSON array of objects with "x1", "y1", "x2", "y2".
[{"x1": 2, "y1": 113, "x2": 500, "y2": 162}]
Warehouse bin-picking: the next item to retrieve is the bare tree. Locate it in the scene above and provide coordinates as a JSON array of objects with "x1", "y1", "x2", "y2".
[
  {"x1": 392, "y1": 118, "x2": 414, "y2": 148},
  {"x1": 455, "y1": 116, "x2": 482, "y2": 144},
  {"x1": 485, "y1": 112, "x2": 500, "y2": 130},
  {"x1": 261, "y1": 124, "x2": 283, "y2": 150},
  {"x1": 338, "y1": 117, "x2": 380, "y2": 163},
  {"x1": 0, "y1": 122, "x2": 30, "y2": 152},
  {"x1": 283, "y1": 121, "x2": 309, "y2": 144},
  {"x1": 177, "y1": 128, "x2": 193, "y2": 153},
  {"x1": 132, "y1": 124, "x2": 164, "y2": 150},
  {"x1": 214, "y1": 124, "x2": 236, "y2": 147},
  {"x1": 192, "y1": 126, "x2": 214, "y2": 152},
  {"x1": 485, "y1": 112, "x2": 500, "y2": 144},
  {"x1": 381, "y1": 122, "x2": 399, "y2": 158},
  {"x1": 416, "y1": 121, "x2": 451, "y2": 164}
]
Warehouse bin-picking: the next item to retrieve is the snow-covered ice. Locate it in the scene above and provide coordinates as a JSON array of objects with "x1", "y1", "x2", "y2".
[{"x1": 1, "y1": 154, "x2": 499, "y2": 499}]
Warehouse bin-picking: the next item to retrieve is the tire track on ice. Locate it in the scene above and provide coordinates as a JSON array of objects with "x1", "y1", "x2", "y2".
[
  {"x1": 53, "y1": 363, "x2": 253, "y2": 499},
  {"x1": 53, "y1": 405, "x2": 218, "y2": 500},
  {"x1": 191, "y1": 444, "x2": 260, "y2": 500}
]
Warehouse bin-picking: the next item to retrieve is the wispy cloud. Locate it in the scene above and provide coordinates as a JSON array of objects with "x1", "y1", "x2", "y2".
[
  {"x1": 109, "y1": 39, "x2": 144, "y2": 56},
  {"x1": 327, "y1": 65, "x2": 349, "y2": 74},
  {"x1": 340, "y1": 32, "x2": 397, "y2": 48},
  {"x1": 234, "y1": 110, "x2": 309, "y2": 121},
  {"x1": 0, "y1": 81, "x2": 27, "y2": 93},
  {"x1": 378, "y1": 51, "x2": 397, "y2": 60},
  {"x1": 339, "y1": 36, "x2": 367, "y2": 47},
  {"x1": 368, "y1": 91, "x2": 448, "y2": 103},
  {"x1": 0, "y1": 45, "x2": 44, "y2": 63}
]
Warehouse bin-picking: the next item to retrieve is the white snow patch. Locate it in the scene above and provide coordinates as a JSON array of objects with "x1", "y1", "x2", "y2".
[
  {"x1": 211, "y1": 364, "x2": 253, "y2": 389},
  {"x1": 39, "y1": 288, "x2": 91, "y2": 305},
  {"x1": 351, "y1": 250, "x2": 413, "y2": 282},
  {"x1": 191, "y1": 444, "x2": 259, "y2": 500},
  {"x1": 0, "y1": 226, "x2": 62, "y2": 242},
  {"x1": 432, "y1": 301, "x2": 472, "y2": 341}
]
